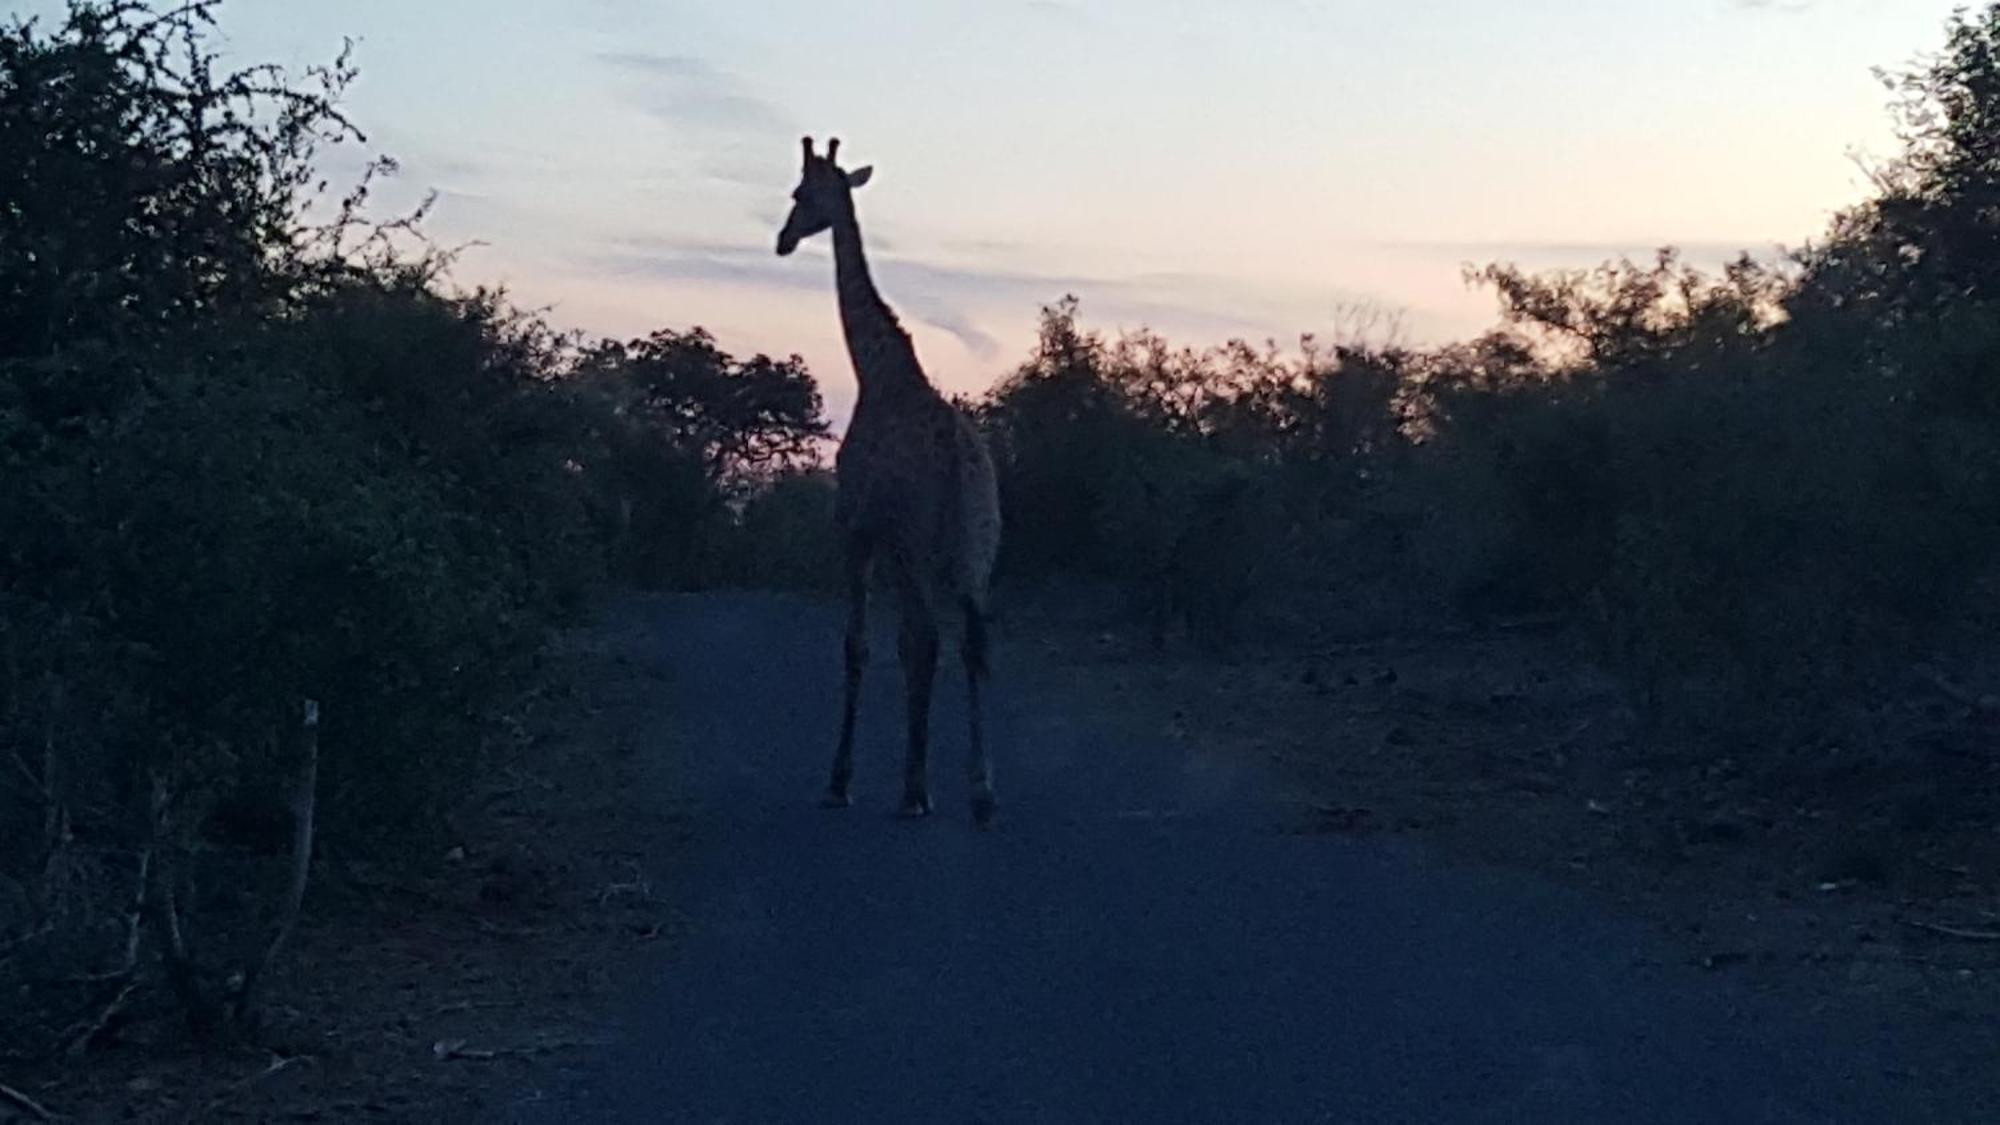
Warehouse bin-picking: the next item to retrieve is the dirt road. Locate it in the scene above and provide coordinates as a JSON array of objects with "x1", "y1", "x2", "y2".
[{"x1": 513, "y1": 593, "x2": 1992, "y2": 1122}]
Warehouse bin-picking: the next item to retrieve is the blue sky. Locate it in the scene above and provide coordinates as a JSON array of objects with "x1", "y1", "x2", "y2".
[{"x1": 14, "y1": 0, "x2": 1969, "y2": 422}]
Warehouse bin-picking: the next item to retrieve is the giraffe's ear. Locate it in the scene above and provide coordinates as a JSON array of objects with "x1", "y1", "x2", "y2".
[{"x1": 845, "y1": 165, "x2": 874, "y2": 189}]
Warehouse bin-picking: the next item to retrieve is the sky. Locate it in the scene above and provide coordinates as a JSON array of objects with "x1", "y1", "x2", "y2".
[{"x1": 14, "y1": 0, "x2": 1972, "y2": 425}]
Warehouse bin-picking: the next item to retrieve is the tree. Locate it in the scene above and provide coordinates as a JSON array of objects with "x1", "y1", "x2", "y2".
[
  {"x1": 1800, "y1": 3, "x2": 2000, "y2": 319},
  {"x1": 576, "y1": 328, "x2": 829, "y2": 495}
]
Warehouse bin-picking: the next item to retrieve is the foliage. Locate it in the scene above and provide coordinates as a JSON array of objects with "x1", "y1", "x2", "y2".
[
  {"x1": 718, "y1": 470, "x2": 844, "y2": 594},
  {"x1": 983, "y1": 2, "x2": 2000, "y2": 730},
  {"x1": 984, "y1": 300, "x2": 1383, "y2": 647},
  {"x1": 572, "y1": 328, "x2": 830, "y2": 587},
  {"x1": 576, "y1": 329, "x2": 828, "y2": 494}
]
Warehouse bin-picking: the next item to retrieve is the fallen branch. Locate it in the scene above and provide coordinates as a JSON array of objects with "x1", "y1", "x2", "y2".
[
  {"x1": 519, "y1": 1037, "x2": 611, "y2": 1056},
  {"x1": 1905, "y1": 919, "x2": 2000, "y2": 942},
  {"x1": 474, "y1": 919, "x2": 548, "y2": 939},
  {"x1": 1915, "y1": 665, "x2": 2000, "y2": 716},
  {"x1": 594, "y1": 861, "x2": 652, "y2": 906},
  {"x1": 193, "y1": 1053, "x2": 307, "y2": 1121},
  {"x1": 0, "y1": 1080, "x2": 62, "y2": 1121},
  {"x1": 431, "y1": 999, "x2": 523, "y2": 1016},
  {"x1": 433, "y1": 1037, "x2": 609, "y2": 1062}
]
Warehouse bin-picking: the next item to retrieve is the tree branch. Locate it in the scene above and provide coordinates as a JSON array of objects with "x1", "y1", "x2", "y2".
[
  {"x1": 144, "y1": 776, "x2": 217, "y2": 1040},
  {"x1": 0, "y1": 1082, "x2": 62, "y2": 1122},
  {"x1": 59, "y1": 848, "x2": 152, "y2": 1056},
  {"x1": 233, "y1": 699, "x2": 319, "y2": 1025}
]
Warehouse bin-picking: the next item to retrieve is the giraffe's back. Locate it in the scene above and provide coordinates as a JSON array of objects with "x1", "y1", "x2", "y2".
[
  {"x1": 836, "y1": 392, "x2": 999, "y2": 608},
  {"x1": 947, "y1": 409, "x2": 1000, "y2": 608}
]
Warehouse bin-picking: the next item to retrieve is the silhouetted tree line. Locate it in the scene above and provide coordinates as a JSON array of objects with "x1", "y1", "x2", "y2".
[
  {"x1": 980, "y1": 3, "x2": 2000, "y2": 744},
  {"x1": 0, "y1": 2, "x2": 824, "y2": 1046}
]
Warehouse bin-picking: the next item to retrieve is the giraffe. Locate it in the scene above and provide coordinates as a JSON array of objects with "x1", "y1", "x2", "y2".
[{"x1": 775, "y1": 136, "x2": 1004, "y2": 828}]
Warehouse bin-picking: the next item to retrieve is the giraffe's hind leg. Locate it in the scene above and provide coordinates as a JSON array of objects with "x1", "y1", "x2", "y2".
[
  {"x1": 825, "y1": 539, "x2": 870, "y2": 808},
  {"x1": 964, "y1": 598, "x2": 997, "y2": 829},
  {"x1": 897, "y1": 581, "x2": 938, "y2": 818}
]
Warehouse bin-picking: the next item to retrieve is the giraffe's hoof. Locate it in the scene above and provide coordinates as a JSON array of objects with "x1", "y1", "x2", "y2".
[
  {"x1": 820, "y1": 786, "x2": 851, "y2": 809},
  {"x1": 897, "y1": 792, "x2": 933, "y2": 819},
  {"x1": 971, "y1": 792, "x2": 999, "y2": 830}
]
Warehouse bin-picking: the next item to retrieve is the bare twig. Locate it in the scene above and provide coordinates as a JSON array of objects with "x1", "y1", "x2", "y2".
[
  {"x1": 0, "y1": 1080, "x2": 62, "y2": 1121},
  {"x1": 120, "y1": 848, "x2": 150, "y2": 973},
  {"x1": 431, "y1": 999, "x2": 523, "y2": 1016},
  {"x1": 474, "y1": 920, "x2": 548, "y2": 939},
  {"x1": 40, "y1": 677, "x2": 72, "y2": 919},
  {"x1": 4, "y1": 748, "x2": 44, "y2": 796},
  {"x1": 66, "y1": 848, "x2": 155, "y2": 989},
  {"x1": 145, "y1": 775, "x2": 217, "y2": 1039},
  {"x1": 594, "y1": 861, "x2": 652, "y2": 906},
  {"x1": 41, "y1": 679, "x2": 63, "y2": 836},
  {"x1": 59, "y1": 979, "x2": 137, "y2": 1057},
  {"x1": 0, "y1": 921, "x2": 54, "y2": 966},
  {"x1": 433, "y1": 1038, "x2": 608, "y2": 1062},
  {"x1": 1905, "y1": 919, "x2": 2000, "y2": 942},
  {"x1": 480, "y1": 784, "x2": 529, "y2": 807},
  {"x1": 234, "y1": 700, "x2": 319, "y2": 1023},
  {"x1": 192, "y1": 1053, "x2": 307, "y2": 1121}
]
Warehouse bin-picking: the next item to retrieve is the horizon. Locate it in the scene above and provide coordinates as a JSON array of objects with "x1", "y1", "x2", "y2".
[{"x1": 13, "y1": 0, "x2": 1967, "y2": 426}]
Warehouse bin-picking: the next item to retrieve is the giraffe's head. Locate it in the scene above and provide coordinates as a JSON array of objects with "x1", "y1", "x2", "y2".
[{"x1": 775, "y1": 136, "x2": 873, "y2": 257}]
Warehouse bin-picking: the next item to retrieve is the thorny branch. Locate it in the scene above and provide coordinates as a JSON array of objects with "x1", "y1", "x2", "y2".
[
  {"x1": 233, "y1": 700, "x2": 320, "y2": 1025},
  {"x1": 0, "y1": 1081, "x2": 62, "y2": 1122}
]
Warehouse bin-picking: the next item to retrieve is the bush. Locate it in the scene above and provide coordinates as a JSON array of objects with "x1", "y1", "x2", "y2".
[
  {"x1": 983, "y1": 301, "x2": 1307, "y2": 647},
  {"x1": 573, "y1": 328, "x2": 830, "y2": 588},
  {"x1": 721, "y1": 470, "x2": 844, "y2": 593}
]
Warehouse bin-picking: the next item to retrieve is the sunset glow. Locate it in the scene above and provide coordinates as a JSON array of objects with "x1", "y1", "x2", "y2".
[{"x1": 15, "y1": 0, "x2": 1965, "y2": 423}]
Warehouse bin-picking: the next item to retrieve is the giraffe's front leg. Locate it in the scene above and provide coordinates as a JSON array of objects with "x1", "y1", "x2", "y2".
[{"x1": 897, "y1": 602, "x2": 938, "y2": 818}]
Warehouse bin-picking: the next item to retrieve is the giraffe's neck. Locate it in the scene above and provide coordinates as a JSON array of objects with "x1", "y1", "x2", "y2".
[{"x1": 831, "y1": 214, "x2": 924, "y2": 401}]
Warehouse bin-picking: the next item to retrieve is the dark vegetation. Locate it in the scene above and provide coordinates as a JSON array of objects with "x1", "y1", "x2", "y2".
[
  {"x1": 0, "y1": 0, "x2": 823, "y2": 1066},
  {"x1": 985, "y1": 6, "x2": 2000, "y2": 755}
]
